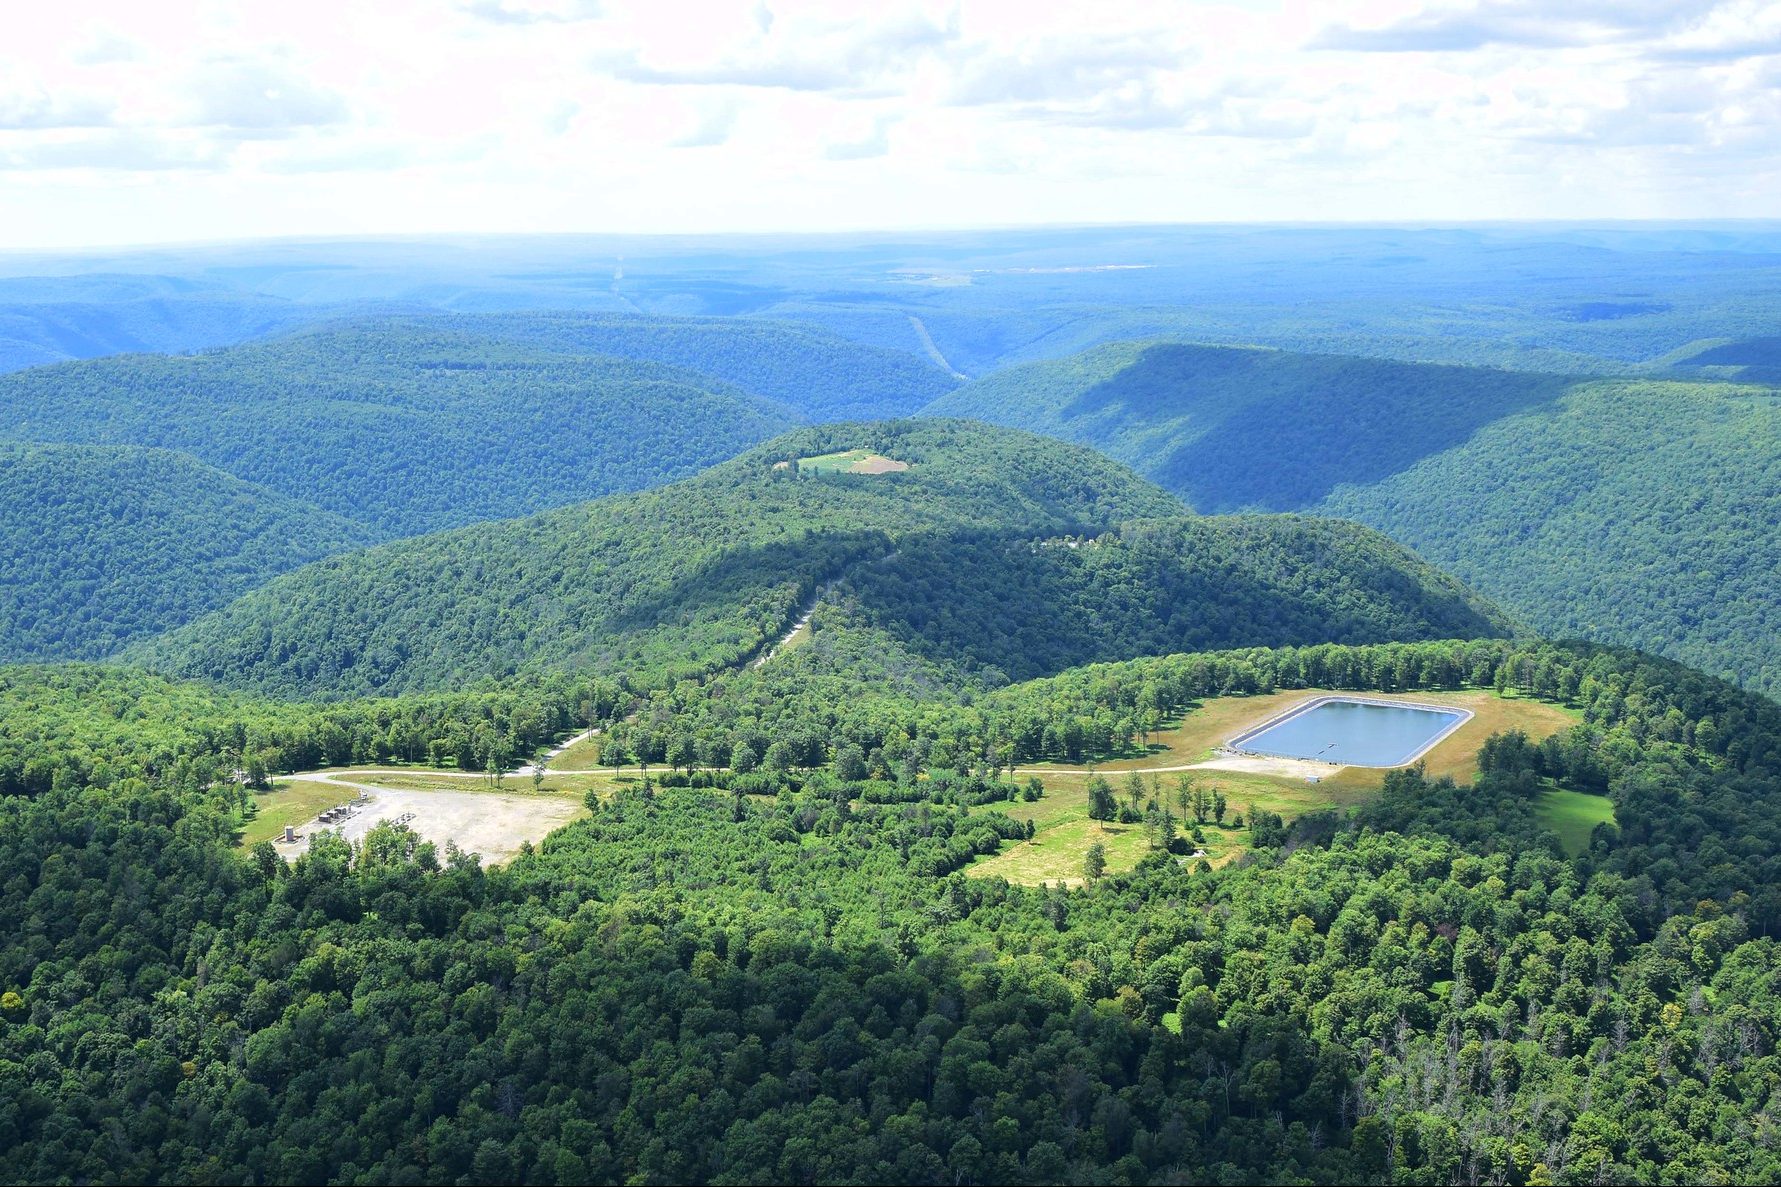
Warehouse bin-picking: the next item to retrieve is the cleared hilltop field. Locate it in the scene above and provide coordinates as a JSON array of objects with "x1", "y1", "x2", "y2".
[{"x1": 969, "y1": 687, "x2": 1582, "y2": 886}]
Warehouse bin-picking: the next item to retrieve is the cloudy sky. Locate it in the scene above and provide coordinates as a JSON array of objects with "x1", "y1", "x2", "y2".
[{"x1": 3, "y1": 0, "x2": 1778, "y2": 248}]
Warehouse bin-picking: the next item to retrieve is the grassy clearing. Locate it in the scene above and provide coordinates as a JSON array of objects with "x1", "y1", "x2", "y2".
[
  {"x1": 968, "y1": 819, "x2": 1152, "y2": 887},
  {"x1": 240, "y1": 780, "x2": 341, "y2": 846},
  {"x1": 978, "y1": 689, "x2": 1579, "y2": 887},
  {"x1": 331, "y1": 769, "x2": 612, "y2": 799},
  {"x1": 1033, "y1": 688, "x2": 1577, "y2": 784},
  {"x1": 796, "y1": 448, "x2": 909, "y2": 475},
  {"x1": 545, "y1": 732, "x2": 604, "y2": 770},
  {"x1": 969, "y1": 817, "x2": 1238, "y2": 887},
  {"x1": 1537, "y1": 788, "x2": 1616, "y2": 856},
  {"x1": 1006, "y1": 769, "x2": 1373, "y2": 831}
]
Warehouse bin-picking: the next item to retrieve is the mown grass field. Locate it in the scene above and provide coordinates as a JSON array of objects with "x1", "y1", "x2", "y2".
[
  {"x1": 546, "y1": 732, "x2": 605, "y2": 770},
  {"x1": 240, "y1": 780, "x2": 343, "y2": 846},
  {"x1": 976, "y1": 688, "x2": 1580, "y2": 886},
  {"x1": 1537, "y1": 788, "x2": 1617, "y2": 856},
  {"x1": 796, "y1": 448, "x2": 909, "y2": 474}
]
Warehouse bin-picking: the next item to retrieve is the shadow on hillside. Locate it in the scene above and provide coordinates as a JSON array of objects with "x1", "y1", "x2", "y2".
[
  {"x1": 586, "y1": 528, "x2": 894, "y2": 670},
  {"x1": 841, "y1": 521, "x2": 1508, "y2": 686},
  {"x1": 1064, "y1": 344, "x2": 1577, "y2": 512}
]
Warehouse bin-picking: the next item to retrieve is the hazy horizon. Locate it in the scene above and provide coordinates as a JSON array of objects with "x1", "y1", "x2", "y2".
[{"x1": 10, "y1": 216, "x2": 1781, "y2": 265}]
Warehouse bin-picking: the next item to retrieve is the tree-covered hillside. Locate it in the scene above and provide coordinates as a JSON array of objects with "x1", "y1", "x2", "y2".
[
  {"x1": 406, "y1": 311, "x2": 960, "y2": 420},
  {"x1": 131, "y1": 421, "x2": 1510, "y2": 700},
  {"x1": 825, "y1": 515, "x2": 1508, "y2": 685},
  {"x1": 131, "y1": 421, "x2": 1190, "y2": 697},
  {"x1": 1324, "y1": 379, "x2": 1781, "y2": 698},
  {"x1": 5, "y1": 636, "x2": 1781, "y2": 1183},
  {"x1": 0, "y1": 443, "x2": 374, "y2": 662},
  {"x1": 927, "y1": 340, "x2": 1781, "y2": 697},
  {"x1": 0, "y1": 321, "x2": 802, "y2": 537},
  {"x1": 925, "y1": 340, "x2": 1574, "y2": 513},
  {"x1": 0, "y1": 273, "x2": 336, "y2": 373}
]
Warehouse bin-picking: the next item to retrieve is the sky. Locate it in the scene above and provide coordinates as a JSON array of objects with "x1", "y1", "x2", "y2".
[{"x1": 2, "y1": 0, "x2": 1779, "y2": 248}]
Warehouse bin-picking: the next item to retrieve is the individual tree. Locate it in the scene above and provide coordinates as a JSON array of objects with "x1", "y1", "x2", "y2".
[
  {"x1": 1083, "y1": 842, "x2": 1107, "y2": 882},
  {"x1": 1087, "y1": 776, "x2": 1117, "y2": 831},
  {"x1": 1123, "y1": 771, "x2": 1146, "y2": 817},
  {"x1": 1174, "y1": 773, "x2": 1197, "y2": 822},
  {"x1": 834, "y1": 743, "x2": 868, "y2": 782}
]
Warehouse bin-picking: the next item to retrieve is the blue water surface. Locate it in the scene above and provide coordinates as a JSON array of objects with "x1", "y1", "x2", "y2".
[{"x1": 1234, "y1": 699, "x2": 1464, "y2": 767}]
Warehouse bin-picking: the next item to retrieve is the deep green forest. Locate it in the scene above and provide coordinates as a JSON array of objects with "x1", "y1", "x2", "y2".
[
  {"x1": 5, "y1": 637, "x2": 1781, "y2": 1183},
  {"x1": 7, "y1": 232, "x2": 1781, "y2": 1184},
  {"x1": 1325, "y1": 380, "x2": 1781, "y2": 698},
  {"x1": 827, "y1": 515, "x2": 1507, "y2": 686},
  {"x1": 0, "y1": 443, "x2": 374, "y2": 662},
  {"x1": 125, "y1": 421, "x2": 1188, "y2": 696},
  {"x1": 0, "y1": 313, "x2": 954, "y2": 666},
  {"x1": 127, "y1": 422, "x2": 1511, "y2": 699},
  {"x1": 0, "y1": 321, "x2": 801, "y2": 537},
  {"x1": 927, "y1": 340, "x2": 1781, "y2": 697},
  {"x1": 925, "y1": 341, "x2": 1576, "y2": 512}
]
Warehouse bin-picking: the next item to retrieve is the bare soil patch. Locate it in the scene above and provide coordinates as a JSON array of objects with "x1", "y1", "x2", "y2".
[{"x1": 274, "y1": 781, "x2": 587, "y2": 866}]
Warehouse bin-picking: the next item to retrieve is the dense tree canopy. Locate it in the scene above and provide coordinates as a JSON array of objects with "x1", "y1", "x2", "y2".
[
  {"x1": 0, "y1": 320, "x2": 800, "y2": 537},
  {"x1": 127, "y1": 421, "x2": 1194, "y2": 697},
  {"x1": 1325, "y1": 379, "x2": 1781, "y2": 698},
  {"x1": 4, "y1": 635, "x2": 1781, "y2": 1184},
  {"x1": 926, "y1": 340, "x2": 1781, "y2": 697},
  {"x1": 125, "y1": 423, "x2": 1510, "y2": 700},
  {"x1": 0, "y1": 443, "x2": 374, "y2": 661}
]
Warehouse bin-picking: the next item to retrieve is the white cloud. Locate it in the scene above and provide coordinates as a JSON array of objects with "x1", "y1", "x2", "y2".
[
  {"x1": 825, "y1": 115, "x2": 895, "y2": 159},
  {"x1": 186, "y1": 58, "x2": 352, "y2": 133},
  {"x1": 460, "y1": 0, "x2": 604, "y2": 24},
  {"x1": 0, "y1": 0, "x2": 1775, "y2": 247},
  {"x1": 671, "y1": 102, "x2": 739, "y2": 148},
  {"x1": 0, "y1": 90, "x2": 116, "y2": 130}
]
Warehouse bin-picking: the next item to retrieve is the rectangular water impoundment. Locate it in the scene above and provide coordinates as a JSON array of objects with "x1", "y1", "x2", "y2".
[{"x1": 1228, "y1": 695, "x2": 1471, "y2": 768}]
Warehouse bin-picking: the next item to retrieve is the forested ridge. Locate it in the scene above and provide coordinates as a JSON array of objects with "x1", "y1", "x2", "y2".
[
  {"x1": 828, "y1": 515, "x2": 1507, "y2": 685},
  {"x1": 4, "y1": 637, "x2": 1781, "y2": 1183},
  {"x1": 1324, "y1": 379, "x2": 1781, "y2": 698},
  {"x1": 126, "y1": 421, "x2": 1509, "y2": 699},
  {"x1": 0, "y1": 310, "x2": 960, "y2": 668},
  {"x1": 0, "y1": 443, "x2": 375, "y2": 662},
  {"x1": 0, "y1": 274, "x2": 329, "y2": 373},
  {"x1": 6, "y1": 261, "x2": 1781, "y2": 1186},
  {"x1": 923, "y1": 340, "x2": 1575, "y2": 513},
  {"x1": 0, "y1": 320, "x2": 801, "y2": 537},
  {"x1": 399, "y1": 310, "x2": 960, "y2": 420},
  {"x1": 926, "y1": 339, "x2": 1781, "y2": 697},
  {"x1": 127, "y1": 419, "x2": 1182, "y2": 696}
]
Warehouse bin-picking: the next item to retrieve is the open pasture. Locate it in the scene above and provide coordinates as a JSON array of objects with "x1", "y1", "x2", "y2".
[{"x1": 796, "y1": 448, "x2": 910, "y2": 475}]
